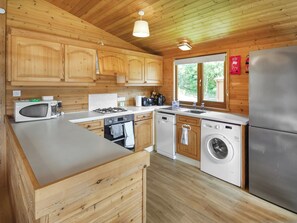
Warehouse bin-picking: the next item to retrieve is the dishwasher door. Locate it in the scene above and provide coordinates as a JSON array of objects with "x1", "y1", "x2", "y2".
[{"x1": 156, "y1": 112, "x2": 176, "y2": 159}]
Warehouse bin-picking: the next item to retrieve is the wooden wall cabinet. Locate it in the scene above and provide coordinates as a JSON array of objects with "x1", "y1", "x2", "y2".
[
  {"x1": 65, "y1": 45, "x2": 97, "y2": 83},
  {"x1": 134, "y1": 112, "x2": 153, "y2": 152},
  {"x1": 118, "y1": 56, "x2": 163, "y2": 86},
  {"x1": 98, "y1": 51, "x2": 127, "y2": 75},
  {"x1": 11, "y1": 36, "x2": 64, "y2": 82},
  {"x1": 77, "y1": 119, "x2": 104, "y2": 137},
  {"x1": 9, "y1": 34, "x2": 97, "y2": 86},
  {"x1": 126, "y1": 55, "x2": 145, "y2": 84},
  {"x1": 176, "y1": 115, "x2": 201, "y2": 160},
  {"x1": 145, "y1": 58, "x2": 163, "y2": 85}
]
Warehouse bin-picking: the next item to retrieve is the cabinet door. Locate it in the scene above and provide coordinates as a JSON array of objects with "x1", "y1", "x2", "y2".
[
  {"x1": 11, "y1": 36, "x2": 63, "y2": 82},
  {"x1": 145, "y1": 58, "x2": 163, "y2": 84},
  {"x1": 126, "y1": 55, "x2": 145, "y2": 84},
  {"x1": 176, "y1": 122, "x2": 200, "y2": 160},
  {"x1": 135, "y1": 119, "x2": 153, "y2": 152},
  {"x1": 98, "y1": 51, "x2": 127, "y2": 75},
  {"x1": 65, "y1": 45, "x2": 96, "y2": 83}
]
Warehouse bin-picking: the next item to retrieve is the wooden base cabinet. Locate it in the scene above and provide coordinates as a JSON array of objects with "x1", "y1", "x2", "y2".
[
  {"x1": 76, "y1": 119, "x2": 104, "y2": 137},
  {"x1": 176, "y1": 115, "x2": 201, "y2": 160},
  {"x1": 134, "y1": 112, "x2": 153, "y2": 152},
  {"x1": 6, "y1": 118, "x2": 149, "y2": 223}
]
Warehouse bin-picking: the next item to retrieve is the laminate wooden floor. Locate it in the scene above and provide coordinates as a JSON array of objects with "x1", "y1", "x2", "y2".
[{"x1": 147, "y1": 152, "x2": 297, "y2": 223}]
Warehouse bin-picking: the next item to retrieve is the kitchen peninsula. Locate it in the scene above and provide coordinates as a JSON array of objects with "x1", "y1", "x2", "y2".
[{"x1": 5, "y1": 115, "x2": 149, "y2": 223}]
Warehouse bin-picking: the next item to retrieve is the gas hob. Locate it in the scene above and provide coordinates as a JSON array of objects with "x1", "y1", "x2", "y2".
[{"x1": 93, "y1": 107, "x2": 127, "y2": 114}]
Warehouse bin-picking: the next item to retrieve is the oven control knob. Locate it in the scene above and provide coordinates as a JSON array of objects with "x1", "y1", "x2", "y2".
[
  {"x1": 215, "y1": 125, "x2": 220, "y2": 129},
  {"x1": 108, "y1": 120, "x2": 112, "y2": 124}
]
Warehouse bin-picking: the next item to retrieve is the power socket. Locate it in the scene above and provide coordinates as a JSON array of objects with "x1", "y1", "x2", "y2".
[{"x1": 13, "y1": 90, "x2": 21, "y2": 97}]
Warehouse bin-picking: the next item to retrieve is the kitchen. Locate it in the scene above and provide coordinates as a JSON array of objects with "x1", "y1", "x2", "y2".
[{"x1": 1, "y1": 0, "x2": 297, "y2": 222}]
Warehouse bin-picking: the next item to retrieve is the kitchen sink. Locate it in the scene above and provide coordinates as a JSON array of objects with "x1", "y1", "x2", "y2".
[{"x1": 186, "y1": 109, "x2": 206, "y2": 114}]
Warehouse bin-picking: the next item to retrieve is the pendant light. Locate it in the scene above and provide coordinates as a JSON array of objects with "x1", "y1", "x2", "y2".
[{"x1": 133, "y1": 10, "x2": 150, "y2": 38}]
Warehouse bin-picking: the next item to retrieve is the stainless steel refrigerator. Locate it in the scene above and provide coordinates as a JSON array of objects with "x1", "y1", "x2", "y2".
[{"x1": 249, "y1": 46, "x2": 297, "y2": 213}]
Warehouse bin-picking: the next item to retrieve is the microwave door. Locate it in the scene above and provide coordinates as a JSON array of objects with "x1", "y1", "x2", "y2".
[
  {"x1": 17, "y1": 103, "x2": 51, "y2": 122},
  {"x1": 19, "y1": 103, "x2": 49, "y2": 117}
]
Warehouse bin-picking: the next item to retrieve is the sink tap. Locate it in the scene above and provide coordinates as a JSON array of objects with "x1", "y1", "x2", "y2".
[
  {"x1": 193, "y1": 102, "x2": 197, "y2": 109},
  {"x1": 201, "y1": 103, "x2": 205, "y2": 111}
]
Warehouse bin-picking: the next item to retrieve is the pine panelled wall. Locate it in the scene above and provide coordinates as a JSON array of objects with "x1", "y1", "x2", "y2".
[
  {"x1": 5, "y1": 0, "x2": 155, "y2": 116},
  {"x1": 159, "y1": 36, "x2": 297, "y2": 115},
  {"x1": 6, "y1": 81, "x2": 155, "y2": 115},
  {"x1": 7, "y1": 0, "x2": 144, "y2": 52},
  {"x1": 0, "y1": 0, "x2": 6, "y2": 188},
  {"x1": 44, "y1": 0, "x2": 297, "y2": 54}
]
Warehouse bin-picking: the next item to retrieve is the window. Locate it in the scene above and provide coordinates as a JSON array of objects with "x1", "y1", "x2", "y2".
[{"x1": 175, "y1": 53, "x2": 227, "y2": 109}]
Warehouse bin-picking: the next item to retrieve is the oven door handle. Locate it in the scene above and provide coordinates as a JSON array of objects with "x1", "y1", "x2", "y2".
[{"x1": 111, "y1": 137, "x2": 125, "y2": 143}]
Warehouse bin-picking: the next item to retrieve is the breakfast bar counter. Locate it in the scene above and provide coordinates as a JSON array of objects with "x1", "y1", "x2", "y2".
[{"x1": 5, "y1": 116, "x2": 150, "y2": 223}]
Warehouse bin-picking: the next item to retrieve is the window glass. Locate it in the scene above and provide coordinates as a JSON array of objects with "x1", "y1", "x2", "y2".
[
  {"x1": 202, "y1": 61, "x2": 224, "y2": 102},
  {"x1": 177, "y1": 63, "x2": 198, "y2": 102}
]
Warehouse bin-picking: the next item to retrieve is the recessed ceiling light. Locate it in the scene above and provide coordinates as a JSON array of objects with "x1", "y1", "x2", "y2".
[{"x1": 178, "y1": 41, "x2": 192, "y2": 51}]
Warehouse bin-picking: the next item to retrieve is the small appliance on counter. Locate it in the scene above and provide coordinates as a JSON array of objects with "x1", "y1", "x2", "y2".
[
  {"x1": 149, "y1": 91, "x2": 166, "y2": 106},
  {"x1": 14, "y1": 99, "x2": 62, "y2": 122},
  {"x1": 118, "y1": 97, "x2": 126, "y2": 107},
  {"x1": 157, "y1": 94, "x2": 166, "y2": 106},
  {"x1": 142, "y1": 97, "x2": 153, "y2": 106},
  {"x1": 135, "y1": 96, "x2": 144, "y2": 107}
]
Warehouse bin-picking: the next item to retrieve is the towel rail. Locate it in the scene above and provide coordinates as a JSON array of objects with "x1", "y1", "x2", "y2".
[{"x1": 182, "y1": 124, "x2": 192, "y2": 131}]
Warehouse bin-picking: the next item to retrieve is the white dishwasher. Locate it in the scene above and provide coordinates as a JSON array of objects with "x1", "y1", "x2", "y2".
[{"x1": 156, "y1": 112, "x2": 176, "y2": 159}]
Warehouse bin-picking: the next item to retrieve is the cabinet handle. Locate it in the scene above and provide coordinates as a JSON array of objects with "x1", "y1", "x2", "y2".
[
  {"x1": 144, "y1": 81, "x2": 147, "y2": 83},
  {"x1": 87, "y1": 125, "x2": 91, "y2": 128},
  {"x1": 182, "y1": 124, "x2": 191, "y2": 130}
]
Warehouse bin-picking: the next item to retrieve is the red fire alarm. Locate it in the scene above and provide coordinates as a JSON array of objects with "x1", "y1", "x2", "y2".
[{"x1": 230, "y1": 55, "x2": 241, "y2": 75}]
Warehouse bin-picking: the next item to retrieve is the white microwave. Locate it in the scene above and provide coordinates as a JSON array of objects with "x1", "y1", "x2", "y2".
[{"x1": 14, "y1": 100, "x2": 58, "y2": 123}]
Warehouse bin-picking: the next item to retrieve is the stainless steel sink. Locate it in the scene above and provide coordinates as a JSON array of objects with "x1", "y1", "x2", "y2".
[{"x1": 186, "y1": 109, "x2": 206, "y2": 114}]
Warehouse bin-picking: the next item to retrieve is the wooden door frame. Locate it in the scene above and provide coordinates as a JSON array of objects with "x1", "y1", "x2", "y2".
[{"x1": 0, "y1": 0, "x2": 6, "y2": 188}]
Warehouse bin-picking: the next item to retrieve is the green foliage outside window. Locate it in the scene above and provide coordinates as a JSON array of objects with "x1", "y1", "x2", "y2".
[
  {"x1": 177, "y1": 64, "x2": 197, "y2": 100},
  {"x1": 177, "y1": 61, "x2": 224, "y2": 102},
  {"x1": 203, "y1": 61, "x2": 224, "y2": 100}
]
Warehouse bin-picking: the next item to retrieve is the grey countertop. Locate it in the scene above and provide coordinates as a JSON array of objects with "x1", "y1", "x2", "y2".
[
  {"x1": 156, "y1": 107, "x2": 249, "y2": 125},
  {"x1": 10, "y1": 105, "x2": 247, "y2": 187},
  {"x1": 10, "y1": 105, "x2": 167, "y2": 187}
]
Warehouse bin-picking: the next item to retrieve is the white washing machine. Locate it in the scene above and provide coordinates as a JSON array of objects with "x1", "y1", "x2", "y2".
[{"x1": 201, "y1": 119, "x2": 242, "y2": 187}]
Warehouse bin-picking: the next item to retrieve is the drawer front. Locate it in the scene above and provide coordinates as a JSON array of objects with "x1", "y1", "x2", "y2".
[
  {"x1": 176, "y1": 115, "x2": 200, "y2": 126},
  {"x1": 135, "y1": 112, "x2": 153, "y2": 121},
  {"x1": 77, "y1": 120, "x2": 104, "y2": 130}
]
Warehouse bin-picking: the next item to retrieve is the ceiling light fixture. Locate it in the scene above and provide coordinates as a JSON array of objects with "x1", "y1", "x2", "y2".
[
  {"x1": 133, "y1": 10, "x2": 150, "y2": 38},
  {"x1": 178, "y1": 40, "x2": 192, "y2": 51},
  {"x1": 0, "y1": 8, "x2": 5, "y2": 14}
]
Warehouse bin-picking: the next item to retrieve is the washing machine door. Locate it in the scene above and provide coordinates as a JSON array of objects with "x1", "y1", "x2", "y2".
[{"x1": 205, "y1": 134, "x2": 234, "y2": 163}]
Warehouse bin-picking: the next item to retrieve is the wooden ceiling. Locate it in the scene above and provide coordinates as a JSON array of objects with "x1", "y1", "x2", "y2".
[{"x1": 45, "y1": 0, "x2": 297, "y2": 54}]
